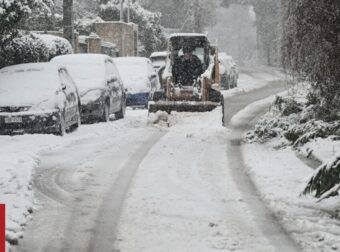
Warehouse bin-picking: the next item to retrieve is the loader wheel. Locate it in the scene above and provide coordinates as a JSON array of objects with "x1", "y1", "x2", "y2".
[{"x1": 208, "y1": 89, "x2": 221, "y2": 103}]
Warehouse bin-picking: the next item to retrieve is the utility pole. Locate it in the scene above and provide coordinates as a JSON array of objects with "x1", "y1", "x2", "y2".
[
  {"x1": 63, "y1": 0, "x2": 74, "y2": 48},
  {"x1": 127, "y1": 0, "x2": 130, "y2": 23},
  {"x1": 120, "y1": 0, "x2": 124, "y2": 22}
]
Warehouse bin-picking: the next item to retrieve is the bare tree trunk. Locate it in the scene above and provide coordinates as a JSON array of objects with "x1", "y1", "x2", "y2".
[{"x1": 63, "y1": 0, "x2": 74, "y2": 48}]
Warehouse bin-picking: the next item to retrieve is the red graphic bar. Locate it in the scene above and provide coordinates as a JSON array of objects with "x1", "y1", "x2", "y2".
[{"x1": 0, "y1": 204, "x2": 4, "y2": 252}]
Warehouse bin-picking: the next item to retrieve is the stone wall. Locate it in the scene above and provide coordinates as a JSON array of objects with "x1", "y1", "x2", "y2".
[{"x1": 95, "y1": 22, "x2": 137, "y2": 57}]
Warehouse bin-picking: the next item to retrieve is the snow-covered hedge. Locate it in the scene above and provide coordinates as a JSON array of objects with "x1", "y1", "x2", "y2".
[
  {"x1": 247, "y1": 96, "x2": 340, "y2": 146},
  {"x1": 0, "y1": 32, "x2": 72, "y2": 69}
]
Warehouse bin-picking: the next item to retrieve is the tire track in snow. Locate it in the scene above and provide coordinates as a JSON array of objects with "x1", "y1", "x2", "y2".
[
  {"x1": 78, "y1": 130, "x2": 166, "y2": 252},
  {"x1": 224, "y1": 79, "x2": 299, "y2": 251}
]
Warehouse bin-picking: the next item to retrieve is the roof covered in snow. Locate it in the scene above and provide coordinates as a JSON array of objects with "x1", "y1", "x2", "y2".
[
  {"x1": 51, "y1": 53, "x2": 110, "y2": 64},
  {"x1": 0, "y1": 63, "x2": 62, "y2": 107},
  {"x1": 113, "y1": 57, "x2": 153, "y2": 93},
  {"x1": 150, "y1": 51, "x2": 167, "y2": 58},
  {"x1": 169, "y1": 33, "x2": 208, "y2": 38}
]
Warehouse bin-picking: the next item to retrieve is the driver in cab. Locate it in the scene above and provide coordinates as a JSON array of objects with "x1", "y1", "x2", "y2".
[{"x1": 174, "y1": 45, "x2": 203, "y2": 86}]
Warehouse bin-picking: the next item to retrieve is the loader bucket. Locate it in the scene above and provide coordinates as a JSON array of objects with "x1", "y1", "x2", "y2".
[{"x1": 148, "y1": 101, "x2": 219, "y2": 114}]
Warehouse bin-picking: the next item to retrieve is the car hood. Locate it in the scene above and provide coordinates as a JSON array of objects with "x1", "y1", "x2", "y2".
[{"x1": 0, "y1": 92, "x2": 65, "y2": 112}]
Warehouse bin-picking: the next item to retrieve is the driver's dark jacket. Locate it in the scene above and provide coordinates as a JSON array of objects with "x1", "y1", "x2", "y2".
[{"x1": 173, "y1": 55, "x2": 203, "y2": 86}]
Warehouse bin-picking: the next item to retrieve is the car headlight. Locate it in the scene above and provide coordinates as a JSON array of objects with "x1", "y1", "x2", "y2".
[{"x1": 32, "y1": 99, "x2": 55, "y2": 111}]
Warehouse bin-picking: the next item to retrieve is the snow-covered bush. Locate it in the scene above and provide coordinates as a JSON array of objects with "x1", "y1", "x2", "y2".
[
  {"x1": 303, "y1": 155, "x2": 340, "y2": 199},
  {"x1": 0, "y1": 32, "x2": 72, "y2": 68},
  {"x1": 247, "y1": 96, "x2": 340, "y2": 146},
  {"x1": 99, "y1": 1, "x2": 166, "y2": 56},
  {"x1": 75, "y1": 17, "x2": 105, "y2": 35}
]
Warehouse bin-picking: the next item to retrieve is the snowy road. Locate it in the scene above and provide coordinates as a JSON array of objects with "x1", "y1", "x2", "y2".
[{"x1": 11, "y1": 68, "x2": 298, "y2": 252}]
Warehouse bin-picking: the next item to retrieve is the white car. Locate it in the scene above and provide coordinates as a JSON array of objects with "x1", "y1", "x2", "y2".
[
  {"x1": 51, "y1": 54, "x2": 126, "y2": 123},
  {"x1": 219, "y1": 52, "x2": 238, "y2": 89},
  {"x1": 150, "y1": 51, "x2": 167, "y2": 70},
  {"x1": 113, "y1": 57, "x2": 160, "y2": 108},
  {"x1": 0, "y1": 63, "x2": 81, "y2": 135}
]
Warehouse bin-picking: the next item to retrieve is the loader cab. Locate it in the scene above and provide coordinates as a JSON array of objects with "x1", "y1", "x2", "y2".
[{"x1": 168, "y1": 34, "x2": 211, "y2": 86}]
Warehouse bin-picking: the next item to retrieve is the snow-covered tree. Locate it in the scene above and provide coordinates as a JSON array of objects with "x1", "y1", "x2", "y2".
[
  {"x1": 23, "y1": 0, "x2": 55, "y2": 31},
  {"x1": 282, "y1": 0, "x2": 340, "y2": 115},
  {"x1": 0, "y1": 0, "x2": 34, "y2": 45},
  {"x1": 141, "y1": 0, "x2": 217, "y2": 33},
  {"x1": 253, "y1": 0, "x2": 282, "y2": 66}
]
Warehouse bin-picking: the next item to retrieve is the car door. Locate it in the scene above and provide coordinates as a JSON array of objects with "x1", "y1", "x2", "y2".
[{"x1": 58, "y1": 68, "x2": 78, "y2": 126}]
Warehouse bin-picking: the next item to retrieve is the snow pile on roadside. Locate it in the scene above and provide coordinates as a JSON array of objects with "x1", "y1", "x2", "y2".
[
  {"x1": 244, "y1": 140, "x2": 340, "y2": 251},
  {"x1": 0, "y1": 135, "x2": 63, "y2": 246},
  {"x1": 0, "y1": 111, "x2": 144, "y2": 249},
  {"x1": 236, "y1": 98, "x2": 340, "y2": 251},
  {"x1": 147, "y1": 111, "x2": 169, "y2": 126}
]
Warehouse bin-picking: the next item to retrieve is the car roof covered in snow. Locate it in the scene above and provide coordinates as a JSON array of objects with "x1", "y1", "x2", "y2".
[
  {"x1": 113, "y1": 57, "x2": 152, "y2": 93},
  {"x1": 1, "y1": 62, "x2": 61, "y2": 75},
  {"x1": 51, "y1": 53, "x2": 111, "y2": 64},
  {"x1": 219, "y1": 52, "x2": 233, "y2": 61},
  {"x1": 0, "y1": 63, "x2": 62, "y2": 107},
  {"x1": 51, "y1": 54, "x2": 115, "y2": 95},
  {"x1": 150, "y1": 51, "x2": 167, "y2": 58},
  {"x1": 169, "y1": 33, "x2": 208, "y2": 38}
]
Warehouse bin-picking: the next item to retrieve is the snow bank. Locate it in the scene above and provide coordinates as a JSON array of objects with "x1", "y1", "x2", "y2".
[
  {"x1": 238, "y1": 98, "x2": 340, "y2": 251},
  {"x1": 0, "y1": 135, "x2": 63, "y2": 247}
]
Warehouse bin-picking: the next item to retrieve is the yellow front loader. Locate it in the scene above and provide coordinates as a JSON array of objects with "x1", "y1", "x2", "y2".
[{"x1": 148, "y1": 33, "x2": 221, "y2": 114}]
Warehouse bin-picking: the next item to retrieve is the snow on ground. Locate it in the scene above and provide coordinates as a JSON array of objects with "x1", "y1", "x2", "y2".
[
  {"x1": 221, "y1": 66, "x2": 284, "y2": 97},
  {"x1": 0, "y1": 66, "x2": 286, "y2": 251},
  {"x1": 0, "y1": 110, "x2": 148, "y2": 250},
  {"x1": 237, "y1": 98, "x2": 340, "y2": 251},
  {"x1": 302, "y1": 137, "x2": 340, "y2": 164},
  {"x1": 115, "y1": 108, "x2": 279, "y2": 252}
]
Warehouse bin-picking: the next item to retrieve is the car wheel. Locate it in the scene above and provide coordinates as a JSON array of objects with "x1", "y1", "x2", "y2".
[
  {"x1": 101, "y1": 103, "x2": 110, "y2": 122},
  {"x1": 115, "y1": 99, "x2": 126, "y2": 120},
  {"x1": 58, "y1": 111, "x2": 66, "y2": 136}
]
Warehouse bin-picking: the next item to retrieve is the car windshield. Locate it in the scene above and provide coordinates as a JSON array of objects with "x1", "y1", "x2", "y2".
[
  {"x1": 114, "y1": 58, "x2": 151, "y2": 93},
  {"x1": 151, "y1": 57, "x2": 166, "y2": 68},
  {"x1": 0, "y1": 69, "x2": 59, "y2": 106}
]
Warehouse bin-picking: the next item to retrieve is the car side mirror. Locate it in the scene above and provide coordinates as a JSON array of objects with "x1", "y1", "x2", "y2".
[
  {"x1": 107, "y1": 75, "x2": 118, "y2": 84},
  {"x1": 61, "y1": 83, "x2": 67, "y2": 90},
  {"x1": 149, "y1": 72, "x2": 157, "y2": 79}
]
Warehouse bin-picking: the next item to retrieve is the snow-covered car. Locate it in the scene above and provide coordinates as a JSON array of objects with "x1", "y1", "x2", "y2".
[
  {"x1": 51, "y1": 54, "x2": 126, "y2": 123},
  {"x1": 219, "y1": 52, "x2": 238, "y2": 89},
  {"x1": 150, "y1": 51, "x2": 167, "y2": 70},
  {"x1": 0, "y1": 63, "x2": 81, "y2": 135},
  {"x1": 150, "y1": 51, "x2": 168, "y2": 86},
  {"x1": 113, "y1": 57, "x2": 161, "y2": 108}
]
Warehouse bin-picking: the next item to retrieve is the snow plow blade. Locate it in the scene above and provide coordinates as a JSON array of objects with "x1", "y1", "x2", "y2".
[{"x1": 148, "y1": 101, "x2": 219, "y2": 114}]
